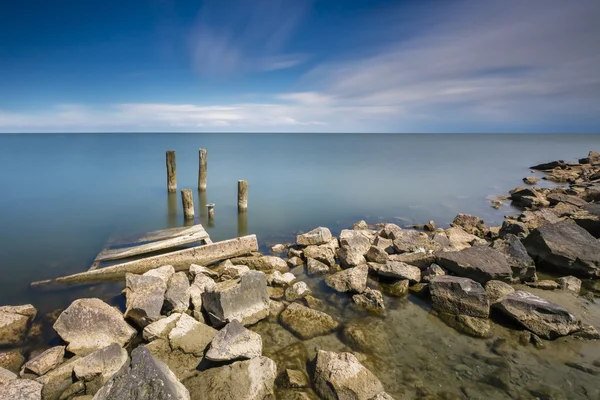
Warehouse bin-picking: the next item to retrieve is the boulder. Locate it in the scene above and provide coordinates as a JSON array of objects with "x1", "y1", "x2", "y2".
[
  {"x1": 205, "y1": 320, "x2": 262, "y2": 362},
  {"x1": 352, "y1": 289, "x2": 385, "y2": 312},
  {"x1": 0, "y1": 350, "x2": 25, "y2": 373},
  {"x1": 392, "y1": 229, "x2": 437, "y2": 253},
  {"x1": 429, "y1": 276, "x2": 489, "y2": 318},
  {"x1": 92, "y1": 347, "x2": 190, "y2": 400},
  {"x1": 287, "y1": 256, "x2": 304, "y2": 267},
  {"x1": 279, "y1": 303, "x2": 339, "y2": 339},
  {"x1": 510, "y1": 188, "x2": 550, "y2": 208},
  {"x1": 485, "y1": 281, "x2": 515, "y2": 303},
  {"x1": 523, "y1": 176, "x2": 539, "y2": 185},
  {"x1": 285, "y1": 282, "x2": 312, "y2": 302},
  {"x1": 164, "y1": 272, "x2": 191, "y2": 314},
  {"x1": 377, "y1": 261, "x2": 421, "y2": 283},
  {"x1": 168, "y1": 314, "x2": 217, "y2": 357},
  {"x1": 337, "y1": 246, "x2": 366, "y2": 268},
  {"x1": 313, "y1": 351, "x2": 387, "y2": 400},
  {"x1": 492, "y1": 234, "x2": 537, "y2": 282},
  {"x1": 1, "y1": 379, "x2": 43, "y2": 399},
  {"x1": 572, "y1": 204, "x2": 600, "y2": 238},
  {"x1": 530, "y1": 160, "x2": 566, "y2": 170},
  {"x1": 182, "y1": 356, "x2": 276, "y2": 400},
  {"x1": 21, "y1": 346, "x2": 64, "y2": 377},
  {"x1": 53, "y1": 298, "x2": 136, "y2": 356},
  {"x1": 546, "y1": 193, "x2": 588, "y2": 207},
  {"x1": 353, "y1": 220, "x2": 369, "y2": 230},
  {"x1": 270, "y1": 271, "x2": 296, "y2": 286},
  {"x1": 189, "y1": 273, "x2": 216, "y2": 321},
  {"x1": 387, "y1": 252, "x2": 436, "y2": 269},
  {"x1": 143, "y1": 313, "x2": 182, "y2": 341},
  {"x1": 144, "y1": 339, "x2": 200, "y2": 381},
  {"x1": 0, "y1": 305, "x2": 37, "y2": 346},
  {"x1": 325, "y1": 265, "x2": 368, "y2": 293},
  {"x1": 382, "y1": 280, "x2": 409, "y2": 297},
  {"x1": 445, "y1": 227, "x2": 486, "y2": 251},
  {"x1": 190, "y1": 264, "x2": 220, "y2": 279},
  {"x1": 143, "y1": 265, "x2": 175, "y2": 284},
  {"x1": 499, "y1": 220, "x2": 529, "y2": 239},
  {"x1": 270, "y1": 244, "x2": 288, "y2": 253},
  {"x1": 436, "y1": 246, "x2": 513, "y2": 284},
  {"x1": 280, "y1": 369, "x2": 309, "y2": 388},
  {"x1": 380, "y1": 223, "x2": 403, "y2": 239},
  {"x1": 124, "y1": 273, "x2": 167, "y2": 328},
  {"x1": 421, "y1": 263, "x2": 445, "y2": 283},
  {"x1": 230, "y1": 256, "x2": 289, "y2": 273},
  {"x1": 35, "y1": 358, "x2": 80, "y2": 400},
  {"x1": 73, "y1": 343, "x2": 129, "y2": 396},
  {"x1": 523, "y1": 220, "x2": 600, "y2": 277},
  {"x1": 373, "y1": 236, "x2": 394, "y2": 254},
  {"x1": 339, "y1": 230, "x2": 372, "y2": 254},
  {"x1": 303, "y1": 245, "x2": 336, "y2": 267},
  {"x1": 365, "y1": 246, "x2": 389, "y2": 263},
  {"x1": 221, "y1": 261, "x2": 250, "y2": 280},
  {"x1": 306, "y1": 258, "x2": 330, "y2": 276},
  {"x1": 556, "y1": 276, "x2": 582, "y2": 294},
  {"x1": 296, "y1": 227, "x2": 332, "y2": 246},
  {"x1": 492, "y1": 291, "x2": 582, "y2": 339},
  {"x1": 451, "y1": 214, "x2": 487, "y2": 237},
  {"x1": 202, "y1": 271, "x2": 270, "y2": 327},
  {"x1": 0, "y1": 366, "x2": 16, "y2": 384}
]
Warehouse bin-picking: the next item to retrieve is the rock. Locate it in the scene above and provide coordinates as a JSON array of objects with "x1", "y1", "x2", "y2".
[
  {"x1": 182, "y1": 356, "x2": 276, "y2": 400},
  {"x1": 0, "y1": 350, "x2": 25, "y2": 373},
  {"x1": 92, "y1": 347, "x2": 190, "y2": 400},
  {"x1": 73, "y1": 343, "x2": 129, "y2": 396},
  {"x1": 190, "y1": 264, "x2": 220, "y2": 279},
  {"x1": 164, "y1": 272, "x2": 191, "y2": 314},
  {"x1": 205, "y1": 320, "x2": 262, "y2": 362},
  {"x1": 352, "y1": 289, "x2": 385, "y2": 312},
  {"x1": 143, "y1": 313, "x2": 182, "y2": 341},
  {"x1": 490, "y1": 199, "x2": 503, "y2": 209},
  {"x1": 523, "y1": 176, "x2": 539, "y2": 185},
  {"x1": 556, "y1": 276, "x2": 582, "y2": 294},
  {"x1": 168, "y1": 314, "x2": 217, "y2": 357},
  {"x1": 144, "y1": 339, "x2": 200, "y2": 381},
  {"x1": 436, "y1": 246, "x2": 513, "y2": 284},
  {"x1": 189, "y1": 273, "x2": 216, "y2": 321},
  {"x1": 270, "y1": 271, "x2": 296, "y2": 286},
  {"x1": 296, "y1": 227, "x2": 332, "y2": 246},
  {"x1": 285, "y1": 282, "x2": 312, "y2": 302},
  {"x1": 340, "y1": 230, "x2": 372, "y2": 254},
  {"x1": 268, "y1": 287, "x2": 284, "y2": 300},
  {"x1": 408, "y1": 283, "x2": 430, "y2": 297},
  {"x1": 365, "y1": 246, "x2": 389, "y2": 263},
  {"x1": 429, "y1": 276, "x2": 489, "y2": 318},
  {"x1": 337, "y1": 246, "x2": 366, "y2": 268},
  {"x1": 499, "y1": 220, "x2": 529, "y2": 239},
  {"x1": 279, "y1": 303, "x2": 339, "y2": 339},
  {"x1": 270, "y1": 244, "x2": 287, "y2": 253},
  {"x1": 1, "y1": 379, "x2": 43, "y2": 399},
  {"x1": 523, "y1": 220, "x2": 600, "y2": 277},
  {"x1": 221, "y1": 261, "x2": 250, "y2": 280},
  {"x1": 572, "y1": 204, "x2": 600, "y2": 238},
  {"x1": 373, "y1": 236, "x2": 394, "y2": 254},
  {"x1": 306, "y1": 258, "x2": 330, "y2": 276},
  {"x1": 313, "y1": 351, "x2": 386, "y2": 400},
  {"x1": 387, "y1": 252, "x2": 436, "y2": 269},
  {"x1": 485, "y1": 281, "x2": 515, "y2": 303},
  {"x1": 303, "y1": 245, "x2": 336, "y2": 267},
  {"x1": 230, "y1": 256, "x2": 289, "y2": 273},
  {"x1": 579, "y1": 150, "x2": 600, "y2": 164},
  {"x1": 377, "y1": 261, "x2": 420, "y2": 283},
  {"x1": 530, "y1": 160, "x2": 566, "y2": 170},
  {"x1": 353, "y1": 220, "x2": 369, "y2": 230},
  {"x1": 510, "y1": 188, "x2": 550, "y2": 208},
  {"x1": 143, "y1": 265, "x2": 175, "y2": 284},
  {"x1": 445, "y1": 227, "x2": 485, "y2": 250},
  {"x1": 124, "y1": 273, "x2": 167, "y2": 328},
  {"x1": 269, "y1": 301, "x2": 285, "y2": 318},
  {"x1": 202, "y1": 271, "x2": 270, "y2": 327},
  {"x1": 437, "y1": 313, "x2": 491, "y2": 338},
  {"x1": 526, "y1": 280, "x2": 559, "y2": 290},
  {"x1": 492, "y1": 234, "x2": 536, "y2": 282},
  {"x1": 492, "y1": 291, "x2": 582, "y2": 339},
  {"x1": 421, "y1": 263, "x2": 445, "y2": 283},
  {"x1": 0, "y1": 366, "x2": 17, "y2": 385},
  {"x1": 287, "y1": 256, "x2": 304, "y2": 267},
  {"x1": 546, "y1": 193, "x2": 588, "y2": 207},
  {"x1": 383, "y1": 280, "x2": 409, "y2": 297},
  {"x1": 451, "y1": 214, "x2": 487, "y2": 238},
  {"x1": 380, "y1": 223, "x2": 403, "y2": 239},
  {"x1": 392, "y1": 229, "x2": 437, "y2": 253},
  {"x1": 0, "y1": 305, "x2": 37, "y2": 346},
  {"x1": 53, "y1": 298, "x2": 136, "y2": 356},
  {"x1": 280, "y1": 369, "x2": 309, "y2": 388},
  {"x1": 288, "y1": 248, "x2": 304, "y2": 259},
  {"x1": 21, "y1": 346, "x2": 64, "y2": 377},
  {"x1": 325, "y1": 265, "x2": 368, "y2": 293},
  {"x1": 34, "y1": 358, "x2": 79, "y2": 400},
  {"x1": 573, "y1": 324, "x2": 600, "y2": 340}
]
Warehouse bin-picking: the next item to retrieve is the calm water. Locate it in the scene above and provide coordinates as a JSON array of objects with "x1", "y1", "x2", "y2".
[{"x1": 0, "y1": 133, "x2": 598, "y2": 308}]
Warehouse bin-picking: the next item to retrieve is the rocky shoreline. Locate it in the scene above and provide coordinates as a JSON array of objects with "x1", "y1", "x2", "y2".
[{"x1": 1, "y1": 150, "x2": 600, "y2": 400}]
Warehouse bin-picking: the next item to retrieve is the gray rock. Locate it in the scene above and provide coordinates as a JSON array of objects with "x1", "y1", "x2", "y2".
[
  {"x1": 221, "y1": 260, "x2": 251, "y2": 280},
  {"x1": 421, "y1": 263, "x2": 445, "y2": 283},
  {"x1": 485, "y1": 280, "x2": 515, "y2": 303},
  {"x1": 306, "y1": 258, "x2": 330, "y2": 276},
  {"x1": 143, "y1": 265, "x2": 175, "y2": 284},
  {"x1": 279, "y1": 303, "x2": 339, "y2": 339},
  {"x1": 445, "y1": 227, "x2": 485, "y2": 251},
  {"x1": 168, "y1": 314, "x2": 217, "y2": 357},
  {"x1": 526, "y1": 280, "x2": 559, "y2": 290},
  {"x1": 1, "y1": 379, "x2": 43, "y2": 399},
  {"x1": 377, "y1": 261, "x2": 421, "y2": 283},
  {"x1": 429, "y1": 276, "x2": 489, "y2": 318},
  {"x1": 92, "y1": 347, "x2": 190, "y2": 400},
  {"x1": 164, "y1": 272, "x2": 191, "y2": 314},
  {"x1": 380, "y1": 223, "x2": 403, "y2": 239},
  {"x1": 303, "y1": 245, "x2": 336, "y2": 267},
  {"x1": 143, "y1": 313, "x2": 182, "y2": 341},
  {"x1": 523, "y1": 176, "x2": 539, "y2": 185},
  {"x1": 0, "y1": 350, "x2": 25, "y2": 373},
  {"x1": 387, "y1": 252, "x2": 436, "y2": 269},
  {"x1": 556, "y1": 276, "x2": 582, "y2": 294},
  {"x1": 296, "y1": 227, "x2": 332, "y2": 246},
  {"x1": 287, "y1": 256, "x2": 304, "y2": 267},
  {"x1": 339, "y1": 230, "x2": 372, "y2": 254},
  {"x1": 280, "y1": 369, "x2": 309, "y2": 388},
  {"x1": 499, "y1": 219, "x2": 529, "y2": 239},
  {"x1": 182, "y1": 356, "x2": 276, "y2": 400},
  {"x1": 451, "y1": 214, "x2": 487, "y2": 237},
  {"x1": 337, "y1": 246, "x2": 367, "y2": 268},
  {"x1": 35, "y1": 358, "x2": 80, "y2": 400},
  {"x1": 21, "y1": 346, "x2": 64, "y2": 377},
  {"x1": 492, "y1": 291, "x2": 582, "y2": 339},
  {"x1": 352, "y1": 289, "x2": 385, "y2": 312},
  {"x1": 270, "y1": 244, "x2": 288, "y2": 253},
  {"x1": 144, "y1": 339, "x2": 200, "y2": 381},
  {"x1": 270, "y1": 271, "x2": 296, "y2": 286},
  {"x1": 53, "y1": 298, "x2": 136, "y2": 356},
  {"x1": 0, "y1": 367, "x2": 16, "y2": 384},
  {"x1": 392, "y1": 229, "x2": 438, "y2": 253},
  {"x1": 523, "y1": 220, "x2": 600, "y2": 277},
  {"x1": 546, "y1": 193, "x2": 588, "y2": 207},
  {"x1": 0, "y1": 305, "x2": 37, "y2": 346},
  {"x1": 124, "y1": 273, "x2": 167, "y2": 328},
  {"x1": 492, "y1": 234, "x2": 536, "y2": 282},
  {"x1": 285, "y1": 282, "x2": 312, "y2": 302},
  {"x1": 190, "y1": 264, "x2": 219, "y2": 279},
  {"x1": 205, "y1": 320, "x2": 262, "y2": 362},
  {"x1": 436, "y1": 246, "x2": 513, "y2": 284},
  {"x1": 230, "y1": 256, "x2": 289, "y2": 273},
  {"x1": 313, "y1": 351, "x2": 386, "y2": 400},
  {"x1": 373, "y1": 236, "x2": 394, "y2": 254},
  {"x1": 203, "y1": 271, "x2": 270, "y2": 327},
  {"x1": 365, "y1": 246, "x2": 389, "y2": 263},
  {"x1": 73, "y1": 343, "x2": 129, "y2": 396},
  {"x1": 189, "y1": 273, "x2": 216, "y2": 321},
  {"x1": 325, "y1": 265, "x2": 368, "y2": 293},
  {"x1": 353, "y1": 220, "x2": 369, "y2": 230},
  {"x1": 269, "y1": 301, "x2": 285, "y2": 318}
]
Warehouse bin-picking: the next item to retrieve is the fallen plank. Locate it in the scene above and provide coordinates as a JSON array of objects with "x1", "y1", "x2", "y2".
[
  {"x1": 31, "y1": 235, "x2": 258, "y2": 287},
  {"x1": 105, "y1": 224, "x2": 207, "y2": 247},
  {"x1": 95, "y1": 229, "x2": 209, "y2": 262},
  {"x1": 88, "y1": 242, "x2": 111, "y2": 271}
]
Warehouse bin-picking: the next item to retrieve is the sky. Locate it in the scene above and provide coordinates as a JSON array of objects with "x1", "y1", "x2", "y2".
[{"x1": 0, "y1": 0, "x2": 599, "y2": 133}]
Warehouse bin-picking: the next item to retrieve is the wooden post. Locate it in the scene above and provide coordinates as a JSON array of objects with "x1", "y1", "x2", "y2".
[
  {"x1": 207, "y1": 203, "x2": 215, "y2": 220},
  {"x1": 238, "y1": 180, "x2": 248, "y2": 211},
  {"x1": 166, "y1": 150, "x2": 177, "y2": 193},
  {"x1": 181, "y1": 189, "x2": 194, "y2": 220},
  {"x1": 198, "y1": 148, "x2": 207, "y2": 191}
]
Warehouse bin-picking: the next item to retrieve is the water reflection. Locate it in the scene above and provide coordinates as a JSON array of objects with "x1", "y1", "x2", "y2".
[
  {"x1": 167, "y1": 192, "x2": 177, "y2": 228},
  {"x1": 238, "y1": 210, "x2": 248, "y2": 237},
  {"x1": 198, "y1": 189, "x2": 208, "y2": 226}
]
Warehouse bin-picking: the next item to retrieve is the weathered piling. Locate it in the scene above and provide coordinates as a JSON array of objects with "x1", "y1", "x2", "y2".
[
  {"x1": 238, "y1": 210, "x2": 248, "y2": 237},
  {"x1": 166, "y1": 150, "x2": 177, "y2": 193},
  {"x1": 207, "y1": 203, "x2": 215, "y2": 220},
  {"x1": 238, "y1": 180, "x2": 248, "y2": 211},
  {"x1": 198, "y1": 148, "x2": 208, "y2": 191},
  {"x1": 181, "y1": 189, "x2": 194, "y2": 220}
]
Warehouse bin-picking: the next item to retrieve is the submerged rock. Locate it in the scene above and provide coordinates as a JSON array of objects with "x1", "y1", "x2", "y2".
[
  {"x1": 0, "y1": 304, "x2": 37, "y2": 346},
  {"x1": 383, "y1": 280, "x2": 409, "y2": 297},
  {"x1": 296, "y1": 227, "x2": 332, "y2": 246},
  {"x1": 306, "y1": 258, "x2": 330, "y2": 276},
  {"x1": 325, "y1": 265, "x2": 368, "y2": 293},
  {"x1": 437, "y1": 312, "x2": 491, "y2": 338},
  {"x1": 352, "y1": 288, "x2": 385, "y2": 312},
  {"x1": 93, "y1": 347, "x2": 190, "y2": 400},
  {"x1": 280, "y1": 369, "x2": 309, "y2": 388},
  {"x1": 279, "y1": 303, "x2": 339, "y2": 339},
  {"x1": 556, "y1": 276, "x2": 582, "y2": 294},
  {"x1": 526, "y1": 280, "x2": 559, "y2": 290},
  {"x1": 436, "y1": 246, "x2": 513, "y2": 284},
  {"x1": 124, "y1": 273, "x2": 167, "y2": 328},
  {"x1": 53, "y1": 298, "x2": 136, "y2": 356},
  {"x1": 205, "y1": 320, "x2": 262, "y2": 362},
  {"x1": 285, "y1": 281, "x2": 312, "y2": 302}
]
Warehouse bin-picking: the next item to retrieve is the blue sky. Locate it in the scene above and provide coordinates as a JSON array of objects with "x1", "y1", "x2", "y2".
[{"x1": 0, "y1": 0, "x2": 599, "y2": 133}]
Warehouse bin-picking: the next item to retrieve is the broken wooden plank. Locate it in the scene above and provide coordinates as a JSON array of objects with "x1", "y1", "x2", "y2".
[
  {"x1": 95, "y1": 229, "x2": 209, "y2": 262},
  {"x1": 105, "y1": 224, "x2": 207, "y2": 247},
  {"x1": 31, "y1": 235, "x2": 258, "y2": 287},
  {"x1": 88, "y1": 242, "x2": 111, "y2": 271}
]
